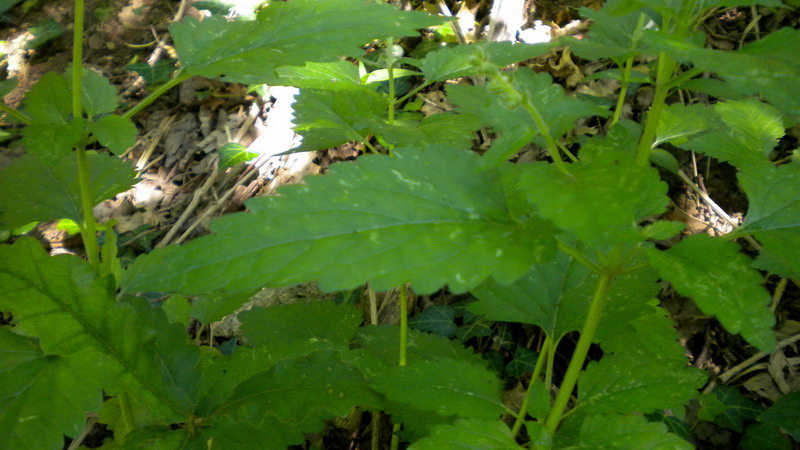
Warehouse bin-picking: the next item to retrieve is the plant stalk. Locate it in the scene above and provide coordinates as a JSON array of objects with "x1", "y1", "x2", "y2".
[
  {"x1": 511, "y1": 336, "x2": 552, "y2": 438},
  {"x1": 543, "y1": 271, "x2": 614, "y2": 434},
  {"x1": 635, "y1": 51, "x2": 675, "y2": 166},
  {"x1": 123, "y1": 72, "x2": 191, "y2": 119},
  {"x1": 399, "y1": 283, "x2": 408, "y2": 366}
]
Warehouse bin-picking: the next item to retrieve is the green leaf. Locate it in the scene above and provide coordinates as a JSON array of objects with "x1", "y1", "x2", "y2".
[
  {"x1": 505, "y1": 347, "x2": 539, "y2": 379},
  {"x1": 646, "y1": 27, "x2": 800, "y2": 117},
  {"x1": 0, "y1": 328, "x2": 101, "y2": 449},
  {"x1": 0, "y1": 152, "x2": 136, "y2": 229},
  {"x1": 519, "y1": 152, "x2": 668, "y2": 249},
  {"x1": 704, "y1": 385, "x2": 762, "y2": 432},
  {"x1": 734, "y1": 162, "x2": 800, "y2": 279},
  {"x1": 68, "y1": 67, "x2": 120, "y2": 118},
  {"x1": 455, "y1": 317, "x2": 493, "y2": 342},
  {"x1": 21, "y1": 118, "x2": 84, "y2": 165},
  {"x1": 271, "y1": 60, "x2": 363, "y2": 91},
  {"x1": 577, "y1": 352, "x2": 705, "y2": 415},
  {"x1": 211, "y1": 350, "x2": 379, "y2": 447},
  {"x1": 122, "y1": 147, "x2": 557, "y2": 295},
  {"x1": 679, "y1": 100, "x2": 784, "y2": 168},
  {"x1": 409, "y1": 419, "x2": 520, "y2": 449},
  {"x1": 24, "y1": 19, "x2": 65, "y2": 49},
  {"x1": 741, "y1": 423, "x2": 792, "y2": 450},
  {"x1": 448, "y1": 68, "x2": 608, "y2": 167},
  {"x1": 378, "y1": 112, "x2": 482, "y2": 149},
  {"x1": 469, "y1": 241, "x2": 594, "y2": 340},
  {"x1": 0, "y1": 78, "x2": 18, "y2": 97},
  {"x1": 372, "y1": 358, "x2": 505, "y2": 419},
  {"x1": 189, "y1": 289, "x2": 257, "y2": 325},
  {"x1": 126, "y1": 61, "x2": 175, "y2": 85},
  {"x1": 759, "y1": 391, "x2": 800, "y2": 440},
  {"x1": 89, "y1": 115, "x2": 138, "y2": 155},
  {"x1": 0, "y1": 238, "x2": 200, "y2": 423},
  {"x1": 217, "y1": 142, "x2": 258, "y2": 169},
  {"x1": 239, "y1": 300, "x2": 362, "y2": 357},
  {"x1": 23, "y1": 72, "x2": 71, "y2": 123},
  {"x1": 655, "y1": 103, "x2": 718, "y2": 147},
  {"x1": 411, "y1": 41, "x2": 552, "y2": 82},
  {"x1": 557, "y1": 413, "x2": 693, "y2": 449},
  {"x1": 646, "y1": 234, "x2": 776, "y2": 352},
  {"x1": 292, "y1": 87, "x2": 385, "y2": 152},
  {"x1": 564, "y1": 8, "x2": 649, "y2": 62},
  {"x1": 409, "y1": 305, "x2": 457, "y2": 338},
  {"x1": 171, "y1": 0, "x2": 443, "y2": 83}
]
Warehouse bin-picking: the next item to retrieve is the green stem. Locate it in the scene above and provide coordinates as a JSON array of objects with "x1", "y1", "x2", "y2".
[
  {"x1": 512, "y1": 336, "x2": 552, "y2": 438},
  {"x1": 543, "y1": 271, "x2": 615, "y2": 435},
  {"x1": 0, "y1": 102, "x2": 30, "y2": 124},
  {"x1": 123, "y1": 72, "x2": 191, "y2": 120},
  {"x1": 556, "y1": 240, "x2": 601, "y2": 274},
  {"x1": 385, "y1": 38, "x2": 396, "y2": 126},
  {"x1": 396, "y1": 80, "x2": 431, "y2": 105},
  {"x1": 610, "y1": 56, "x2": 634, "y2": 126},
  {"x1": 72, "y1": 0, "x2": 84, "y2": 120},
  {"x1": 118, "y1": 392, "x2": 136, "y2": 437},
  {"x1": 399, "y1": 284, "x2": 408, "y2": 367},
  {"x1": 635, "y1": 51, "x2": 674, "y2": 167},
  {"x1": 76, "y1": 139, "x2": 99, "y2": 267}
]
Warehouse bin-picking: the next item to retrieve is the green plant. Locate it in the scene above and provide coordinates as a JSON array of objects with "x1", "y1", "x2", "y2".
[{"x1": 1, "y1": 0, "x2": 798, "y2": 448}]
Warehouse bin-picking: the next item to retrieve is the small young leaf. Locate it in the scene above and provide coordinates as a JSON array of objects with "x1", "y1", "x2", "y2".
[
  {"x1": 564, "y1": 8, "x2": 649, "y2": 62},
  {"x1": 123, "y1": 147, "x2": 557, "y2": 295},
  {"x1": 409, "y1": 304, "x2": 457, "y2": 338},
  {"x1": 23, "y1": 71, "x2": 71, "y2": 123},
  {"x1": 0, "y1": 153, "x2": 136, "y2": 229},
  {"x1": 67, "y1": 67, "x2": 120, "y2": 118},
  {"x1": 706, "y1": 385, "x2": 762, "y2": 432},
  {"x1": 171, "y1": 0, "x2": 443, "y2": 84},
  {"x1": 519, "y1": 152, "x2": 668, "y2": 250},
  {"x1": 759, "y1": 391, "x2": 800, "y2": 441},
  {"x1": 505, "y1": 347, "x2": 539, "y2": 379},
  {"x1": 455, "y1": 317, "x2": 493, "y2": 342},
  {"x1": 646, "y1": 234, "x2": 776, "y2": 352},
  {"x1": 126, "y1": 61, "x2": 175, "y2": 85},
  {"x1": 89, "y1": 114, "x2": 137, "y2": 155},
  {"x1": 409, "y1": 419, "x2": 520, "y2": 449},
  {"x1": 217, "y1": 142, "x2": 258, "y2": 169},
  {"x1": 557, "y1": 413, "x2": 693, "y2": 449},
  {"x1": 655, "y1": 103, "x2": 718, "y2": 147},
  {"x1": 410, "y1": 41, "x2": 552, "y2": 82},
  {"x1": 0, "y1": 329, "x2": 101, "y2": 450},
  {"x1": 271, "y1": 60, "x2": 362, "y2": 91},
  {"x1": 377, "y1": 112, "x2": 482, "y2": 149},
  {"x1": 372, "y1": 359, "x2": 505, "y2": 419},
  {"x1": 189, "y1": 289, "x2": 257, "y2": 325}
]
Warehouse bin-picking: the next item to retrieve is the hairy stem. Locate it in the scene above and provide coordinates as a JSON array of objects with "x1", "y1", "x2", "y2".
[{"x1": 543, "y1": 270, "x2": 615, "y2": 434}]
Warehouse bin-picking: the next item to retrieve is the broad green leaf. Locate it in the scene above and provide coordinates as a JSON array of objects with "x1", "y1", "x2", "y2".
[
  {"x1": 21, "y1": 118, "x2": 84, "y2": 165},
  {"x1": 122, "y1": 147, "x2": 557, "y2": 295},
  {"x1": 89, "y1": 114, "x2": 138, "y2": 155},
  {"x1": 759, "y1": 391, "x2": 800, "y2": 440},
  {"x1": 0, "y1": 329, "x2": 100, "y2": 450},
  {"x1": 680, "y1": 100, "x2": 784, "y2": 168},
  {"x1": 564, "y1": 8, "x2": 649, "y2": 62},
  {"x1": 211, "y1": 350, "x2": 379, "y2": 447},
  {"x1": 126, "y1": 61, "x2": 174, "y2": 85},
  {"x1": 0, "y1": 239, "x2": 200, "y2": 422},
  {"x1": 409, "y1": 419, "x2": 520, "y2": 449},
  {"x1": 741, "y1": 423, "x2": 792, "y2": 450},
  {"x1": 577, "y1": 352, "x2": 705, "y2": 415},
  {"x1": 377, "y1": 112, "x2": 482, "y2": 149},
  {"x1": 733, "y1": 162, "x2": 800, "y2": 279},
  {"x1": 25, "y1": 19, "x2": 64, "y2": 49},
  {"x1": 469, "y1": 241, "x2": 594, "y2": 340},
  {"x1": 646, "y1": 27, "x2": 800, "y2": 117},
  {"x1": 292, "y1": 87, "x2": 386, "y2": 152},
  {"x1": 372, "y1": 358, "x2": 505, "y2": 419},
  {"x1": 23, "y1": 71, "x2": 71, "y2": 123},
  {"x1": 646, "y1": 234, "x2": 776, "y2": 352},
  {"x1": 448, "y1": 68, "x2": 608, "y2": 167},
  {"x1": 239, "y1": 300, "x2": 362, "y2": 357},
  {"x1": 352, "y1": 325, "x2": 487, "y2": 374},
  {"x1": 216, "y1": 142, "x2": 258, "y2": 169},
  {"x1": 0, "y1": 152, "x2": 136, "y2": 229},
  {"x1": 189, "y1": 289, "x2": 257, "y2": 325},
  {"x1": 195, "y1": 346, "x2": 276, "y2": 416},
  {"x1": 655, "y1": 103, "x2": 718, "y2": 147},
  {"x1": 409, "y1": 304, "x2": 457, "y2": 338},
  {"x1": 171, "y1": 0, "x2": 443, "y2": 84},
  {"x1": 0, "y1": 78, "x2": 18, "y2": 97},
  {"x1": 557, "y1": 413, "x2": 693, "y2": 449},
  {"x1": 271, "y1": 60, "x2": 362, "y2": 91},
  {"x1": 519, "y1": 152, "x2": 668, "y2": 249}
]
